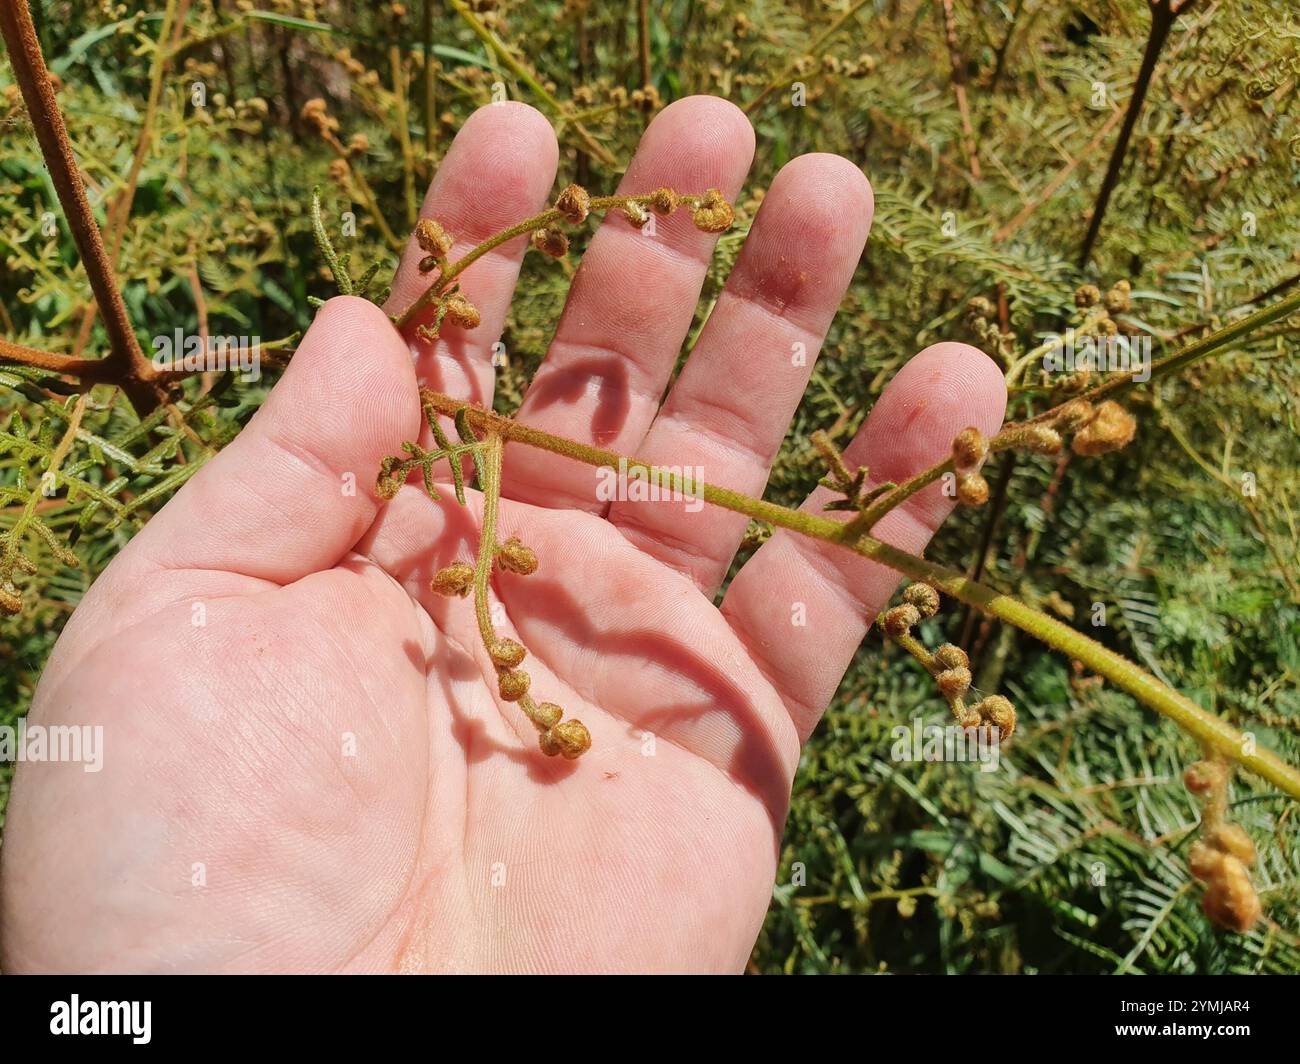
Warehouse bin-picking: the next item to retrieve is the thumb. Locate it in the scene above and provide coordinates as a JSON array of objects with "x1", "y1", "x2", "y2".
[{"x1": 134, "y1": 296, "x2": 418, "y2": 582}]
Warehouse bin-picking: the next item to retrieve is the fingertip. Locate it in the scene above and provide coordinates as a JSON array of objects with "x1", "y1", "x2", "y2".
[
  {"x1": 303, "y1": 295, "x2": 414, "y2": 380},
  {"x1": 753, "y1": 153, "x2": 874, "y2": 280},
  {"x1": 313, "y1": 294, "x2": 403, "y2": 343},
  {"x1": 654, "y1": 93, "x2": 754, "y2": 134},
  {"x1": 632, "y1": 95, "x2": 756, "y2": 181},
  {"x1": 775, "y1": 152, "x2": 874, "y2": 232},
  {"x1": 852, "y1": 341, "x2": 1007, "y2": 508},
  {"x1": 911, "y1": 341, "x2": 1008, "y2": 433},
  {"x1": 456, "y1": 100, "x2": 559, "y2": 176},
  {"x1": 412, "y1": 101, "x2": 558, "y2": 241},
  {"x1": 463, "y1": 98, "x2": 553, "y2": 128}
]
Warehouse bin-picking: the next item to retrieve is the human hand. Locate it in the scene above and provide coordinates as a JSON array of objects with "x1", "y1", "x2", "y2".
[{"x1": 0, "y1": 97, "x2": 1005, "y2": 973}]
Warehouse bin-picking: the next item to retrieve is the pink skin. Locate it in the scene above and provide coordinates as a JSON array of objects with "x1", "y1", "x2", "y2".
[{"x1": 0, "y1": 98, "x2": 1005, "y2": 973}]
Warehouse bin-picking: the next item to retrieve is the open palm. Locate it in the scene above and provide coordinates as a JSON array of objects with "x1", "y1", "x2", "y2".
[{"x1": 0, "y1": 97, "x2": 1004, "y2": 973}]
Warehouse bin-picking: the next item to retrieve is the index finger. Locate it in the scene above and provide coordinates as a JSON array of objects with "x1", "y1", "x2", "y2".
[{"x1": 384, "y1": 102, "x2": 559, "y2": 407}]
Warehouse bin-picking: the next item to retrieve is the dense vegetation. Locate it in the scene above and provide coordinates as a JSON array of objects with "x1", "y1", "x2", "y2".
[{"x1": 2, "y1": 0, "x2": 1298, "y2": 973}]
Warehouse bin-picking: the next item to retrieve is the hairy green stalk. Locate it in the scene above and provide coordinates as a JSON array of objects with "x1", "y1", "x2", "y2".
[
  {"x1": 420, "y1": 390, "x2": 1300, "y2": 801},
  {"x1": 392, "y1": 191, "x2": 722, "y2": 329},
  {"x1": 471, "y1": 431, "x2": 503, "y2": 650}
]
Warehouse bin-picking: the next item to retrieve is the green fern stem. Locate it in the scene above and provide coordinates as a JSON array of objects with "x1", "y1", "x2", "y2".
[
  {"x1": 421, "y1": 389, "x2": 1300, "y2": 800},
  {"x1": 471, "y1": 430, "x2": 503, "y2": 649},
  {"x1": 393, "y1": 192, "x2": 719, "y2": 329}
]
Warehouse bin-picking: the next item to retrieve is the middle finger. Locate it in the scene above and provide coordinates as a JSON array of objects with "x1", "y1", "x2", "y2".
[
  {"x1": 607, "y1": 153, "x2": 875, "y2": 595},
  {"x1": 500, "y1": 96, "x2": 755, "y2": 512}
]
